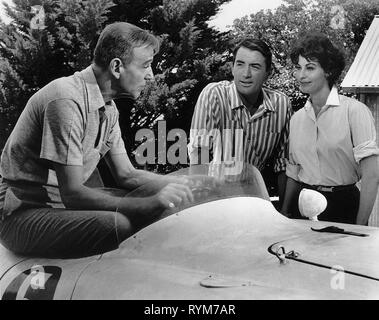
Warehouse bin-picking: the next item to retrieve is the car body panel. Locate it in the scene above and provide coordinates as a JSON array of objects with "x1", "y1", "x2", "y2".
[
  {"x1": 1, "y1": 164, "x2": 378, "y2": 300},
  {"x1": 72, "y1": 197, "x2": 379, "y2": 299},
  {"x1": 72, "y1": 256, "x2": 362, "y2": 300},
  {"x1": 0, "y1": 251, "x2": 100, "y2": 300},
  {"x1": 270, "y1": 226, "x2": 379, "y2": 280},
  {"x1": 0, "y1": 246, "x2": 28, "y2": 279}
]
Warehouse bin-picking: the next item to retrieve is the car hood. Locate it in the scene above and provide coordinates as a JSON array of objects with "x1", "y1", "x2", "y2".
[{"x1": 72, "y1": 197, "x2": 379, "y2": 299}]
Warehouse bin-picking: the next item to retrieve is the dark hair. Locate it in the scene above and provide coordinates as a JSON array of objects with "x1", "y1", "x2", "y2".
[
  {"x1": 290, "y1": 32, "x2": 345, "y2": 87},
  {"x1": 93, "y1": 22, "x2": 160, "y2": 69},
  {"x1": 232, "y1": 38, "x2": 272, "y2": 71}
]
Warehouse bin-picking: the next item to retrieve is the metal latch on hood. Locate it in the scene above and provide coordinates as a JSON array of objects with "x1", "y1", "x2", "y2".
[{"x1": 271, "y1": 245, "x2": 300, "y2": 264}]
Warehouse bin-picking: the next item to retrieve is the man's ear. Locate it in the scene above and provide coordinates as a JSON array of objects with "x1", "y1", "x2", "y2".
[{"x1": 109, "y1": 58, "x2": 123, "y2": 79}]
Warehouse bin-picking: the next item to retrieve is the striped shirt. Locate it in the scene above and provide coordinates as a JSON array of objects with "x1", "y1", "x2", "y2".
[{"x1": 188, "y1": 81, "x2": 292, "y2": 172}]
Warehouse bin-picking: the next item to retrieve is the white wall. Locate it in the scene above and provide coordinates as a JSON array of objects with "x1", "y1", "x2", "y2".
[{"x1": 359, "y1": 93, "x2": 379, "y2": 227}]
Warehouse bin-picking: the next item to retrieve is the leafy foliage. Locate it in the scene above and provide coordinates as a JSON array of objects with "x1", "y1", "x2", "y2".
[
  {"x1": 0, "y1": 0, "x2": 232, "y2": 161},
  {"x1": 0, "y1": 0, "x2": 114, "y2": 149},
  {"x1": 228, "y1": 0, "x2": 379, "y2": 194},
  {"x1": 231, "y1": 0, "x2": 379, "y2": 111},
  {"x1": 1, "y1": 0, "x2": 378, "y2": 190},
  {"x1": 110, "y1": 0, "x2": 233, "y2": 170}
]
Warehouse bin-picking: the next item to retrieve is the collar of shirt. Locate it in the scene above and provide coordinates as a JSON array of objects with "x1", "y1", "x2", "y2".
[
  {"x1": 229, "y1": 82, "x2": 276, "y2": 119},
  {"x1": 228, "y1": 82, "x2": 244, "y2": 109},
  {"x1": 79, "y1": 65, "x2": 112, "y2": 113},
  {"x1": 304, "y1": 85, "x2": 340, "y2": 118}
]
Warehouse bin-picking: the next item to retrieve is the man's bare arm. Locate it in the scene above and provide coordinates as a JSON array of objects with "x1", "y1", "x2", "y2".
[
  {"x1": 54, "y1": 163, "x2": 193, "y2": 226},
  {"x1": 104, "y1": 153, "x2": 194, "y2": 192}
]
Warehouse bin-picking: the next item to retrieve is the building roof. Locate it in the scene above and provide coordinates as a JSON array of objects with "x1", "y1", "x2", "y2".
[{"x1": 341, "y1": 15, "x2": 379, "y2": 93}]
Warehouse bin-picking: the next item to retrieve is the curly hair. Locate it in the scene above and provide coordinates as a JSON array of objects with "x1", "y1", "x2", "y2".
[{"x1": 290, "y1": 32, "x2": 345, "y2": 87}]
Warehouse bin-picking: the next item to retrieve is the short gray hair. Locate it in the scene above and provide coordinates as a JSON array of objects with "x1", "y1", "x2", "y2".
[{"x1": 93, "y1": 22, "x2": 160, "y2": 69}]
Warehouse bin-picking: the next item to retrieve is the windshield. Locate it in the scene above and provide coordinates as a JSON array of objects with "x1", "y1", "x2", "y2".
[
  {"x1": 124, "y1": 162, "x2": 271, "y2": 221},
  {"x1": 167, "y1": 162, "x2": 270, "y2": 211}
]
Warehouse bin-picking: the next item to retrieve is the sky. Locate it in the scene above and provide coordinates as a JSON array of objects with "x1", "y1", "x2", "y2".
[
  {"x1": 0, "y1": 0, "x2": 13, "y2": 24},
  {"x1": 0, "y1": 0, "x2": 284, "y2": 29},
  {"x1": 209, "y1": 0, "x2": 284, "y2": 31}
]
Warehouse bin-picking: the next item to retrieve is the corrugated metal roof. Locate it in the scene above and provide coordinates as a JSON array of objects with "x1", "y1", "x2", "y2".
[{"x1": 341, "y1": 15, "x2": 379, "y2": 93}]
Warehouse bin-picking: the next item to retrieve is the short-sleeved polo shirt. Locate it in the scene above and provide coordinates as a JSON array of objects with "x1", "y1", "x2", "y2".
[{"x1": 0, "y1": 66, "x2": 126, "y2": 218}]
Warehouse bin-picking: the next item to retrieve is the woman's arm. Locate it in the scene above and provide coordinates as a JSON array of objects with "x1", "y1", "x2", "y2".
[
  {"x1": 54, "y1": 162, "x2": 194, "y2": 228},
  {"x1": 356, "y1": 155, "x2": 379, "y2": 225},
  {"x1": 280, "y1": 176, "x2": 302, "y2": 217}
]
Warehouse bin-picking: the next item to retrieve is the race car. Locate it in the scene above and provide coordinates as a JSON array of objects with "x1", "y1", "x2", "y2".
[{"x1": 1, "y1": 163, "x2": 378, "y2": 300}]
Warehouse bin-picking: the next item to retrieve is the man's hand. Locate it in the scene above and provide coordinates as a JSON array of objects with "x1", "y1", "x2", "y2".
[
  {"x1": 175, "y1": 175, "x2": 223, "y2": 200},
  {"x1": 171, "y1": 174, "x2": 221, "y2": 190},
  {"x1": 153, "y1": 183, "x2": 194, "y2": 210}
]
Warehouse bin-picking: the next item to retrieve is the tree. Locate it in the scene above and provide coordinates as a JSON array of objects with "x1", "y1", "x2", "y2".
[
  {"x1": 0, "y1": 0, "x2": 233, "y2": 177},
  {"x1": 228, "y1": 0, "x2": 379, "y2": 195},
  {"x1": 231, "y1": 0, "x2": 379, "y2": 111},
  {"x1": 108, "y1": 0, "x2": 233, "y2": 173},
  {"x1": 0, "y1": 0, "x2": 114, "y2": 149}
]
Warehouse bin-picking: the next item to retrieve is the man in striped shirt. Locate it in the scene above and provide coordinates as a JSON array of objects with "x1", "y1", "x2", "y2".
[{"x1": 188, "y1": 38, "x2": 292, "y2": 204}]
